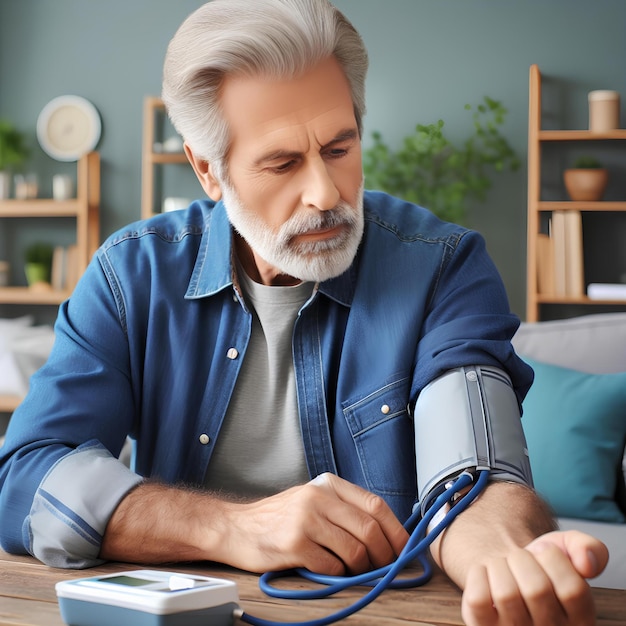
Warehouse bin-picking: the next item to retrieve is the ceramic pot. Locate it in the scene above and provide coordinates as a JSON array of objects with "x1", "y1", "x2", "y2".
[{"x1": 563, "y1": 168, "x2": 608, "y2": 202}]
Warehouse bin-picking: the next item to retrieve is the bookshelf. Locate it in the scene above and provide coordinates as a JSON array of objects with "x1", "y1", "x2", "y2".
[
  {"x1": 141, "y1": 96, "x2": 190, "y2": 219},
  {"x1": 0, "y1": 151, "x2": 100, "y2": 413},
  {"x1": 526, "y1": 64, "x2": 626, "y2": 322},
  {"x1": 0, "y1": 152, "x2": 100, "y2": 303}
]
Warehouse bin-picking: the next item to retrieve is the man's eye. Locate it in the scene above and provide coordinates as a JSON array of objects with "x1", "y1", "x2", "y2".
[
  {"x1": 271, "y1": 160, "x2": 296, "y2": 173},
  {"x1": 326, "y1": 148, "x2": 348, "y2": 159}
]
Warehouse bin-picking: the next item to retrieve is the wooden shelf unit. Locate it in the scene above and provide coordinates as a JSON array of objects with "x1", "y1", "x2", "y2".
[
  {"x1": 0, "y1": 286, "x2": 71, "y2": 305},
  {"x1": 0, "y1": 394, "x2": 22, "y2": 413},
  {"x1": 141, "y1": 96, "x2": 190, "y2": 219},
  {"x1": 0, "y1": 151, "x2": 100, "y2": 413},
  {"x1": 0, "y1": 151, "x2": 100, "y2": 281},
  {"x1": 526, "y1": 64, "x2": 626, "y2": 322}
]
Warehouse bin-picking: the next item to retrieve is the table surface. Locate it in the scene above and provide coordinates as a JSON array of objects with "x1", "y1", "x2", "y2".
[{"x1": 1, "y1": 549, "x2": 625, "y2": 626}]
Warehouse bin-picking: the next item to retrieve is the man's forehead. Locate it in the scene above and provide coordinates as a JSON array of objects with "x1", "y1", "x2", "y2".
[{"x1": 220, "y1": 57, "x2": 357, "y2": 155}]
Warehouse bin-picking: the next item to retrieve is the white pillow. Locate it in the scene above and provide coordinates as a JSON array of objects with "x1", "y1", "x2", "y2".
[
  {"x1": 0, "y1": 317, "x2": 54, "y2": 397},
  {"x1": 513, "y1": 312, "x2": 626, "y2": 374}
]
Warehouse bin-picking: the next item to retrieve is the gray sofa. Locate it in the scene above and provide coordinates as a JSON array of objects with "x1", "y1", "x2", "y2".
[{"x1": 512, "y1": 312, "x2": 626, "y2": 590}]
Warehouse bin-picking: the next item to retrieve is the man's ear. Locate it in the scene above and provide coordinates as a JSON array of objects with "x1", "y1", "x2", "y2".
[{"x1": 184, "y1": 143, "x2": 223, "y2": 201}]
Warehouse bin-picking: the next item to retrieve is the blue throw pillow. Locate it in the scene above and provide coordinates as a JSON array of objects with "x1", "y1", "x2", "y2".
[{"x1": 521, "y1": 357, "x2": 626, "y2": 523}]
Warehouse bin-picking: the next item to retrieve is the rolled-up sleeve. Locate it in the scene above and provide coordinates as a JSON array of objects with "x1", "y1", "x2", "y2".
[{"x1": 26, "y1": 440, "x2": 143, "y2": 568}]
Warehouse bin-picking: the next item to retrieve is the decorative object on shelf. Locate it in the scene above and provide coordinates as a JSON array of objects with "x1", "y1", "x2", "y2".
[
  {"x1": 36, "y1": 95, "x2": 101, "y2": 162},
  {"x1": 13, "y1": 173, "x2": 38, "y2": 200},
  {"x1": 0, "y1": 119, "x2": 30, "y2": 199},
  {"x1": 52, "y1": 174, "x2": 74, "y2": 200},
  {"x1": 588, "y1": 90, "x2": 621, "y2": 132},
  {"x1": 162, "y1": 196, "x2": 190, "y2": 213},
  {"x1": 563, "y1": 156, "x2": 609, "y2": 202},
  {"x1": 362, "y1": 96, "x2": 520, "y2": 225},
  {"x1": 24, "y1": 242, "x2": 54, "y2": 288},
  {"x1": 162, "y1": 136, "x2": 184, "y2": 153}
]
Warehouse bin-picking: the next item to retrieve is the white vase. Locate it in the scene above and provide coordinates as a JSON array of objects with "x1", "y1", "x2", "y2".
[{"x1": 0, "y1": 171, "x2": 11, "y2": 199}]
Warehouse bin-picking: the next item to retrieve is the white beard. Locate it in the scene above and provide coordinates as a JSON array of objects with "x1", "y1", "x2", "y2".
[{"x1": 221, "y1": 181, "x2": 364, "y2": 283}]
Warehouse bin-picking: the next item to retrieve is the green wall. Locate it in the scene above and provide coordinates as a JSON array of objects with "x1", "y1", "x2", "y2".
[{"x1": 1, "y1": 0, "x2": 625, "y2": 319}]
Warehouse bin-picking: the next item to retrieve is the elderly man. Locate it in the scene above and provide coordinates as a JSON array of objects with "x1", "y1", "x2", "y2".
[{"x1": 0, "y1": 1, "x2": 607, "y2": 624}]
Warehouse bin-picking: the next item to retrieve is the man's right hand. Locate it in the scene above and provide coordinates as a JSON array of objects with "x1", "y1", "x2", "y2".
[
  {"x1": 215, "y1": 472, "x2": 409, "y2": 574},
  {"x1": 101, "y1": 473, "x2": 408, "y2": 576}
]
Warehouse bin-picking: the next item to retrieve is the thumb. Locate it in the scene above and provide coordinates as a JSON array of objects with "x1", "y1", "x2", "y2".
[{"x1": 526, "y1": 530, "x2": 609, "y2": 579}]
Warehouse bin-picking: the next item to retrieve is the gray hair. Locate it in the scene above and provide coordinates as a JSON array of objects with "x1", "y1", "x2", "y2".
[{"x1": 162, "y1": 0, "x2": 368, "y2": 178}]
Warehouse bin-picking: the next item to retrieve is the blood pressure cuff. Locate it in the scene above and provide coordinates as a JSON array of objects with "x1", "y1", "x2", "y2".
[{"x1": 414, "y1": 365, "x2": 533, "y2": 515}]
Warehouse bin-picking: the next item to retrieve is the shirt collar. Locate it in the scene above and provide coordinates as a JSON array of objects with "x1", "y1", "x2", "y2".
[{"x1": 185, "y1": 199, "x2": 357, "y2": 307}]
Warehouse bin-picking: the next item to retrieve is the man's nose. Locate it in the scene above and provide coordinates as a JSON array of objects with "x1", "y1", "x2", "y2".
[{"x1": 300, "y1": 158, "x2": 340, "y2": 211}]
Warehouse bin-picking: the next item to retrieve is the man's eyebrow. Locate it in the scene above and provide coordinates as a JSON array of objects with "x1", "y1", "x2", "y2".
[
  {"x1": 324, "y1": 128, "x2": 359, "y2": 146},
  {"x1": 254, "y1": 128, "x2": 359, "y2": 166}
]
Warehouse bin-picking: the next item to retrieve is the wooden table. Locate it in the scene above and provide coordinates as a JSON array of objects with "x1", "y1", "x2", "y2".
[{"x1": 1, "y1": 550, "x2": 625, "y2": 626}]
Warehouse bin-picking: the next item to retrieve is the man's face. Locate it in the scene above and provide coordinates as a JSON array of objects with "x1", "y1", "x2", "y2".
[{"x1": 209, "y1": 56, "x2": 364, "y2": 285}]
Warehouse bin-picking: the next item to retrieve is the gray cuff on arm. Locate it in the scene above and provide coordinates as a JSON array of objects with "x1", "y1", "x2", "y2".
[
  {"x1": 414, "y1": 366, "x2": 533, "y2": 515},
  {"x1": 25, "y1": 440, "x2": 143, "y2": 569}
]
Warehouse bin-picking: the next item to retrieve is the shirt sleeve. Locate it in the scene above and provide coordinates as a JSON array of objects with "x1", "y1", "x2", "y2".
[
  {"x1": 413, "y1": 228, "x2": 533, "y2": 405},
  {"x1": 0, "y1": 255, "x2": 140, "y2": 565},
  {"x1": 26, "y1": 440, "x2": 143, "y2": 568}
]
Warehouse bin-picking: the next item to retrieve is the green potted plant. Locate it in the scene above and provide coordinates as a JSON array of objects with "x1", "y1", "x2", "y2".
[
  {"x1": 24, "y1": 242, "x2": 54, "y2": 288},
  {"x1": 362, "y1": 96, "x2": 520, "y2": 225},
  {"x1": 0, "y1": 119, "x2": 30, "y2": 199},
  {"x1": 563, "y1": 156, "x2": 608, "y2": 202}
]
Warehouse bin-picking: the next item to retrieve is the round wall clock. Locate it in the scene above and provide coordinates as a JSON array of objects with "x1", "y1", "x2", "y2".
[{"x1": 36, "y1": 95, "x2": 101, "y2": 161}]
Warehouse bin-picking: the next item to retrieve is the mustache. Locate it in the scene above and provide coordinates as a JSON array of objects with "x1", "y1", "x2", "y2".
[{"x1": 280, "y1": 204, "x2": 357, "y2": 240}]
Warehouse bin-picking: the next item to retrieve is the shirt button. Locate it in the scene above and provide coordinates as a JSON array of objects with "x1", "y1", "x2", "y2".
[
  {"x1": 227, "y1": 347, "x2": 239, "y2": 360},
  {"x1": 199, "y1": 433, "x2": 210, "y2": 445},
  {"x1": 381, "y1": 404, "x2": 390, "y2": 414}
]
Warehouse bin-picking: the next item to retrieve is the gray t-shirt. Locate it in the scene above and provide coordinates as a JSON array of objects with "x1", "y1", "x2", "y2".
[{"x1": 204, "y1": 268, "x2": 313, "y2": 498}]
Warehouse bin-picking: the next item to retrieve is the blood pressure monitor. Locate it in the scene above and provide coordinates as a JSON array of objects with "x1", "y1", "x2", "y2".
[{"x1": 55, "y1": 570, "x2": 240, "y2": 626}]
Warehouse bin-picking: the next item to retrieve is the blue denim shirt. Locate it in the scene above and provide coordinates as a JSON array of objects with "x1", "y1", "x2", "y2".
[{"x1": 0, "y1": 191, "x2": 532, "y2": 567}]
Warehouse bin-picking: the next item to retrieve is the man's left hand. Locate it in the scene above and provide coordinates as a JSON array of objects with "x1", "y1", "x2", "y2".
[{"x1": 461, "y1": 530, "x2": 609, "y2": 626}]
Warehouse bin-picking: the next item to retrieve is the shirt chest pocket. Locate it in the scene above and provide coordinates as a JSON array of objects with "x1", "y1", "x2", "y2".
[{"x1": 342, "y1": 377, "x2": 416, "y2": 498}]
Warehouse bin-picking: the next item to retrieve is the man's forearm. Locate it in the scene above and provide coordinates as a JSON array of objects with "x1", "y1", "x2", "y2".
[
  {"x1": 429, "y1": 481, "x2": 557, "y2": 589},
  {"x1": 100, "y1": 474, "x2": 409, "y2": 576},
  {"x1": 100, "y1": 482, "x2": 232, "y2": 564}
]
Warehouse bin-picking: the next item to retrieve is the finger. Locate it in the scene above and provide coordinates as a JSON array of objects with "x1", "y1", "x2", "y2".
[
  {"x1": 505, "y1": 547, "x2": 568, "y2": 625},
  {"x1": 321, "y1": 500, "x2": 397, "y2": 571},
  {"x1": 485, "y1": 553, "x2": 534, "y2": 625},
  {"x1": 304, "y1": 515, "x2": 373, "y2": 574},
  {"x1": 301, "y1": 485, "x2": 398, "y2": 572},
  {"x1": 461, "y1": 564, "x2": 498, "y2": 626},
  {"x1": 526, "y1": 530, "x2": 609, "y2": 579},
  {"x1": 296, "y1": 537, "x2": 348, "y2": 576},
  {"x1": 315, "y1": 473, "x2": 409, "y2": 558},
  {"x1": 233, "y1": 487, "x2": 353, "y2": 575},
  {"x1": 524, "y1": 542, "x2": 596, "y2": 626}
]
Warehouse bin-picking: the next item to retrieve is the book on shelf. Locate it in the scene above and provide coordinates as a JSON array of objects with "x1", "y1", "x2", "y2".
[
  {"x1": 587, "y1": 283, "x2": 626, "y2": 301},
  {"x1": 538, "y1": 211, "x2": 584, "y2": 298},
  {"x1": 536, "y1": 233, "x2": 555, "y2": 295},
  {"x1": 563, "y1": 210, "x2": 584, "y2": 297},
  {"x1": 51, "y1": 244, "x2": 79, "y2": 292},
  {"x1": 551, "y1": 211, "x2": 567, "y2": 297}
]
